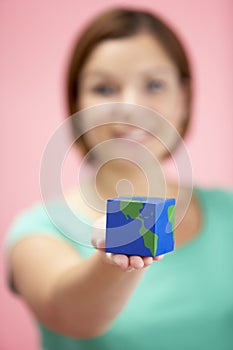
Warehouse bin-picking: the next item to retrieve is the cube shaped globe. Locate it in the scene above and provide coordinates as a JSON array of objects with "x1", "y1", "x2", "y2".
[{"x1": 105, "y1": 197, "x2": 176, "y2": 257}]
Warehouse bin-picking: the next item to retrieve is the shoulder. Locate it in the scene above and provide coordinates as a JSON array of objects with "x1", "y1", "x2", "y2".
[
  {"x1": 4, "y1": 196, "x2": 95, "y2": 258},
  {"x1": 4, "y1": 201, "x2": 62, "y2": 252},
  {"x1": 195, "y1": 186, "x2": 233, "y2": 229},
  {"x1": 195, "y1": 186, "x2": 233, "y2": 208}
]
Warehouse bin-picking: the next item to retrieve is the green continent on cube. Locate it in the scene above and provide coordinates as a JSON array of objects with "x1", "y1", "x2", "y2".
[{"x1": 105, "y1": 197, "x2": 176, "y2": 257}]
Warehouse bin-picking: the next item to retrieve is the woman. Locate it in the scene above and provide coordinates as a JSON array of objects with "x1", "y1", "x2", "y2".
[{"x1": 5, "y1": 7, "x2": 233, "y2": 350}]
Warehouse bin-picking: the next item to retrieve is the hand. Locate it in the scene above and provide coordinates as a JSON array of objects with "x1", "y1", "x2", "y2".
[{"x1": 92, "y1": 215, "x2": 164, "y2": 272}]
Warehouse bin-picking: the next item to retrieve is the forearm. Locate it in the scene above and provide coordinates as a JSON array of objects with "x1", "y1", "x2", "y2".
[{"x1": 46, "y1": 251, "x2": 145, "y2": 338}]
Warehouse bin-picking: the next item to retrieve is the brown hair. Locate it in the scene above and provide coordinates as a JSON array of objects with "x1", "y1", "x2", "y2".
[{"x1": 66, "y1": 7, "x2": 192, "y2": 155}]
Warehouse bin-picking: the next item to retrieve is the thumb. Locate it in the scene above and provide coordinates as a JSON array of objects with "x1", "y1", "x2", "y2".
[{"x1": 91, "y1": 215, "x2": 106, "y2": 250}]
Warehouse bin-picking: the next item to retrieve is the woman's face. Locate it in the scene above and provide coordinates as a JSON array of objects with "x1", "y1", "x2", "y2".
[{"x1": 78, "y1": 33, "x2": 188, "y2": 161}]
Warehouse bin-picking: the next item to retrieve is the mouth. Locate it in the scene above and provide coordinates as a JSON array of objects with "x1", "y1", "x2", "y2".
[{"x1": 112, "y1": 128, "x2": 153, "y2": 144}]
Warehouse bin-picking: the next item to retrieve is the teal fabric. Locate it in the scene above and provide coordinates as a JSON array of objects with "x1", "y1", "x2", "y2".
[{"x1": 4, "y1": 187, "x2": 233, "y2": 350}]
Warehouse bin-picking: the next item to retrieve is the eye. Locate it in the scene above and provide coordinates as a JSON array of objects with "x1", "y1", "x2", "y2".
[
  {"x1": 146, "y1": 80, "x2": 164, "y2": 92},
  {"x1": 92, "y1": 84, "x2": 116, "y2": 96}
]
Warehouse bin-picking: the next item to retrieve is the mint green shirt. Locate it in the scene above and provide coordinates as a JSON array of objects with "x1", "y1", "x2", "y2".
[{"x1": 4, "y1": 187, "x2": 233, "y2": 350}]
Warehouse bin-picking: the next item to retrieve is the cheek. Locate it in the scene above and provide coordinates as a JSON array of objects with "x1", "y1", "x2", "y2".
[
  {"x1": 78, "y1": 93, "x2": 95, "y2": 110},
  {"x1": 78, "y1": 91, "x2": 112, "y2": 110},
  {"x1": 83, "y1": 126, "x2": 112, "y2": 148},
  {"x1": 150, "y1": 91, "x2": 185, "y2": 131}
]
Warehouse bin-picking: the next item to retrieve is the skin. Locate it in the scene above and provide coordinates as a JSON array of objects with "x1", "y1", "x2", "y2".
[
  {"x1": 78, "y1": 33, "x2": 187, "y2": 162},
  {"x1": 9, "y1": 33, "x2": 202, "y2": 338}
]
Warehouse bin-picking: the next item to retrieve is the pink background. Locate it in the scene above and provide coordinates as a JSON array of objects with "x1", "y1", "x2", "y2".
[{"x1": 1, "y1": 0, "x2": 233, "y2": 349}]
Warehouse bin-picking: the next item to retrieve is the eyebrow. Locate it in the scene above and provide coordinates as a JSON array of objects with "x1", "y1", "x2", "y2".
[
  {"x1": 80, "y1": 65, "x2": 177, "y2": 81},
  {"x1": 80, "y1": 70, "x2": 114, "y2": 80}
]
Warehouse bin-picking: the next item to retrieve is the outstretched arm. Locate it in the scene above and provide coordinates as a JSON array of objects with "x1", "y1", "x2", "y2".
[{"x1": 9, "y1": 221, "x2": 163, "y2": 338}]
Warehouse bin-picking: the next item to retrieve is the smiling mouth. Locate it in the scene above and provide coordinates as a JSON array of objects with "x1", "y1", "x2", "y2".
[{"x1": 112, "y1": 128, "x2": 154, "y2": 144}]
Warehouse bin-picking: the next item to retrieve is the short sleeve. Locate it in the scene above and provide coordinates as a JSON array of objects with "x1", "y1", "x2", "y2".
[
  {"x1": 4, "y1": 202, "x2": 65, "y2": 255},
  {"x1": 3, "y1": 201, "x2": 95, "y2": 293},
  {"x1": 3, "y1": 202, "x2": 65, "y2": 293}
]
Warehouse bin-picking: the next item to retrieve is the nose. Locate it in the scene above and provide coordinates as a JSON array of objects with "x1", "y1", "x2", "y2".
[
  {"x1": 112, "y1": 89, "x2": 142, "y2": 125},
  {"x1": 120, "y1": 88, "x2": 141, "y2": 106}
]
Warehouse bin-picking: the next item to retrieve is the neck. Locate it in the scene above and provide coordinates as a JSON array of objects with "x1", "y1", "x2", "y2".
[
  {"x1": 94, "y1": 159, "x2": 177, "y2": 200},
  {"x1": 67, "y1": 158, "x2": 196, "y2": 240}
]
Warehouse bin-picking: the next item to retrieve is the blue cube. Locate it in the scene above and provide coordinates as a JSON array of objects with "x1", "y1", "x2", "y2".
[{"x1": 105, "y1": 197, "x2": 176, "y2": 257}]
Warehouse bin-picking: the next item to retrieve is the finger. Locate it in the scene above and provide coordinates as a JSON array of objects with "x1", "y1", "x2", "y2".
[
  {"x1": 91, "y1": 237, "x2": 105, "y2": 251},
  {"x1": 93, "y1": 215, "x2": 106, "y2": 229},
  {"x1": 91, "y1": 215, "x2": 106, "y2": 249},
  {"x1": 112, "y1": 254, "x2": 129, "y2": 270},
  {"x1": 142, "y1": 256, "x2": 153, "y2": 267},
  {"x1": 125, "y1": 266, "x2": 136, "y2": 272},
  {"x1": 129, "y1": 256, "x2": 144, "y2": 269},
  {"x1": 153, "y1": 254, "x2": 164, "y2": 261}
]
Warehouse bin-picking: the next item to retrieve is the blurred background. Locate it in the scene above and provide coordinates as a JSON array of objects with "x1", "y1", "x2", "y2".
[{"x1": 1, "y1": 0, "x2": 233, "y2": 349}]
